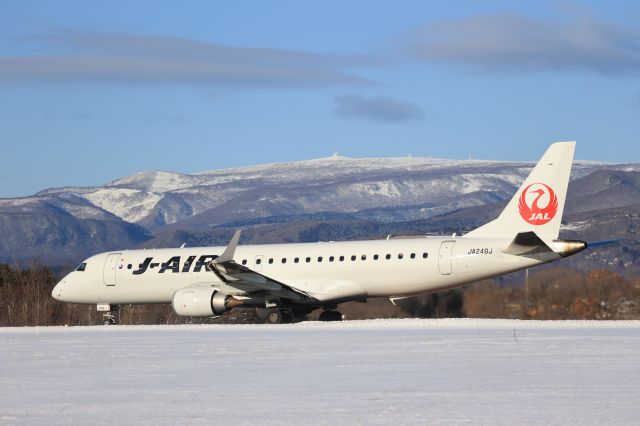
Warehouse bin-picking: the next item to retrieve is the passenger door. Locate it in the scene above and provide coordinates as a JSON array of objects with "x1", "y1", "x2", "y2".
[
  {"x1": 103, "y1": 253, "x2": 120, "y2": 286},
  {"x1": 438, "y1": 241, "x2": 455, "y2": 275}
]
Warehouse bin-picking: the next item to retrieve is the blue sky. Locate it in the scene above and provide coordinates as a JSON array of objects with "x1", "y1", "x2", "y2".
[{"x1": 1, "y1": 0, "x2": 640, "y2": 197}]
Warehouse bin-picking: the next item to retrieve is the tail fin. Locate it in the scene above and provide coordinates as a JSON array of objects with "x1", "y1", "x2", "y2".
[{"x1": 465, "y1": 141, "x2": 576, "y2": 240}]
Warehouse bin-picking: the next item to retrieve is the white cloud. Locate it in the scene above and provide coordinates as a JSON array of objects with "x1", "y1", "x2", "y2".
[
  {"x1": 1, "y1": 29, "x2": 381, "y2": 88},
  {"x1": 400, "y1": 14, "x2": 640, "y2": 75}
]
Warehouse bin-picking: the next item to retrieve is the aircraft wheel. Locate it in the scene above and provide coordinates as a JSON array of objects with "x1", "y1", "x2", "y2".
[
  {"x1": 255, "y1": 307, "x2": 270, "y2": 320},
  {"x1": 266, "y1": 309, "x2": 291, "y2": 324},
  {"x1": 281, "y1": 311, "x2": 293, "y2": 324},
  {"x1": 319, "y1": 310, "x2": 343, "y2": 322}
]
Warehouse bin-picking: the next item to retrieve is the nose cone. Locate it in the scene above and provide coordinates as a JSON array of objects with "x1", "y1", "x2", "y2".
[{"x1": 51, "y1": 280, "x2": 65, "y2": 301}]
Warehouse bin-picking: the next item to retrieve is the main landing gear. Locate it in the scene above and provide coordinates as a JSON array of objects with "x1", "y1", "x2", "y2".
[
  {"x1": 97, "y1": 304, "x2": 119, "y2": 325},
  {"x1": 256, "y1": 307, "x2": 343, "y2": 323},
  {"x1": 318, "y1": 310, "x2": 343, "y2": 322},
  {"x1": 256, "y1": 308, "x2": 293, "y2": 324},
  {"x1": 268, "y1": 309, "x2": 293, "y2": 324}
]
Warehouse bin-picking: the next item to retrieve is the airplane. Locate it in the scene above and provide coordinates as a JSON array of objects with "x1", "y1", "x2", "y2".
[{"x1": 52, "y1": 141, "x2": 588, "y2": 324}]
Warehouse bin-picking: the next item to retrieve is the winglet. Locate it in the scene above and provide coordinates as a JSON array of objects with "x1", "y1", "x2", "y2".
[{"x1": 213, "y1": 229, "x2": 242, "y2": 264}]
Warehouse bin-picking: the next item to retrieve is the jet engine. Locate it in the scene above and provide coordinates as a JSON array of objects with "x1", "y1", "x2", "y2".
[{"x1": 171, "y1": 287, "x2": 244, "y2": 317}]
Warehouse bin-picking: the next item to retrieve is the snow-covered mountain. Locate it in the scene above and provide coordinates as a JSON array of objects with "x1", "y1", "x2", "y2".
[
  {"x1": 1, "y1": 155, "x2": 639, "y2": 265},
  {"x1": 26, "y1": 156, "x2": 624, "y2": 228}
]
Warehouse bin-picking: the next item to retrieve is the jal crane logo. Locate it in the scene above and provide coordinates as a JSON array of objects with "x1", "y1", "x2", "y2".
[{"x1": 518, "y1": 183, "x2": 558, "y2": 225}]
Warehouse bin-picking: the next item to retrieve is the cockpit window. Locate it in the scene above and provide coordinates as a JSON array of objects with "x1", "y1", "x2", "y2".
[{"x1": 76, "y1": 262, "x2": 87, "y2": 272}]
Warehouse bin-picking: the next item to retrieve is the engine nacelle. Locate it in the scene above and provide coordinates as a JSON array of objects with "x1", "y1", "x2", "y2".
[{"x1": 172, "y1": 287, "x2": 238, "y2": 317}]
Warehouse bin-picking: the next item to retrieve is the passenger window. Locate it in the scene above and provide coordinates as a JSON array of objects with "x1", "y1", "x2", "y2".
[
  {"x1": 242, "y1": 259, "x2": 247, "y2": 265},
  {"x1": 398, "y1": 253, "x2": 404, "y2": 259},
  {"x1": 373, "y1": 254, "x2": 379, "y2": 260},
  {"x1": 306, "y1": 257, "x2": 311, "y2": 263},
  {"x1": 410, "y1": 253, "x2": 416, "y2": 259},
  {"x1": 385, "y1": 254, "x2": 391, "y2": 260},
  {"x1": 423, "y1": 253, "x2": 428, "y2": 259},
  {"x1": 329, "y1": 256, "x2": 335, "y2": 262},
  {"x1": 282, "y1": 258, "x2": 287, "y2": 264},
  {"x1": 317, "y1": 256, "x2": 323, "y2": 262},
  {"x1": 75, "y1": 262, "x2": 87, "y2": 272},
  {"x1": 351, "y1": 255, "x2": 356, "y2": 261},
  {"x1": 294, "y1": 257, "x2": 299, "y2": 263},
  {"x1": 361, "y1": 255, "x2": 366, "y2": 261},
  {"x1": 339, "y1": 256, "x2": 344, "y2": 261},
  {"x1": 127, "y1": 264, "x2": 132, "y2": 269},
  {"x1": 268, "y1": 258, "x2": 274, "y2": 264},
  {"x1": 256, "y1": 258, "x2": 262, "y2": 265}
]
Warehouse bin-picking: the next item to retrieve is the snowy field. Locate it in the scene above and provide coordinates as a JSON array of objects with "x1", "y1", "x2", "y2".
[{"x1": 1, "y1": 319, "x2": 639, "y2": 425}]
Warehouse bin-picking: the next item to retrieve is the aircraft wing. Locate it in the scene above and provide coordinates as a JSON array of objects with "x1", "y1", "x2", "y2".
[
  {"x1": 208, "y1": 258, "x2": 315, "y2": 302},
  {"x1": 206, "y1": 230, "x2": 315, "y2": 302}
]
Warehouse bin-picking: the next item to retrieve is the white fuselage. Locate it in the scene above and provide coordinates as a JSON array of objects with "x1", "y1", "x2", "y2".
[
  {"x1": 51, "y1": 142, "x2": 582, "y2": 315},
  {"x1": 52, "y1": 236, "x2": 548, "y2": 306}
]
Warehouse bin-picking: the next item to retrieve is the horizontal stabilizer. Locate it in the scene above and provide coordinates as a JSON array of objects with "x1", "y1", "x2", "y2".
[
  {"x1": 503, "y1": 231, "x2": 554, "y2": 256},
  {"x1": 587, "y1": 239, "x2": 619, "y2": 249}
]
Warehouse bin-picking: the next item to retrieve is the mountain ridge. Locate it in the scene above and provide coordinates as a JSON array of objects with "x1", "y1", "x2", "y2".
[{"x1": 1, "y1": 156, "x2": 639, "y2": 269}]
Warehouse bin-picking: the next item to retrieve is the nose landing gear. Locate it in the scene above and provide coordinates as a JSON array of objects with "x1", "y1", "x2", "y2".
[
  {"x1": 103, "y1": 313, "x2": 116, "y2": 325},
  {"x1": 97, "y1": 304, "x2": 119, "y2": 325}
]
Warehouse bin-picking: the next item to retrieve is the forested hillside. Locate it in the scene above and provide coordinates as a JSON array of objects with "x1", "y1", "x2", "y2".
[{"x1": 1, "y1": 264, "x2": 637, "y2": 326}]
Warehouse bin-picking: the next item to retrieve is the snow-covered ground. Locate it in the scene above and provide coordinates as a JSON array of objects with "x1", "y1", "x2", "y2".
[{"x1": 1, "y1": 319, "x2": 639, "y2": 425}]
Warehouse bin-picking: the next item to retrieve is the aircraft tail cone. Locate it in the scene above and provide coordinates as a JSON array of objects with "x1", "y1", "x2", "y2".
[{"x1": 551, "y1": 240, "x2": 587, "y2": 258}]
